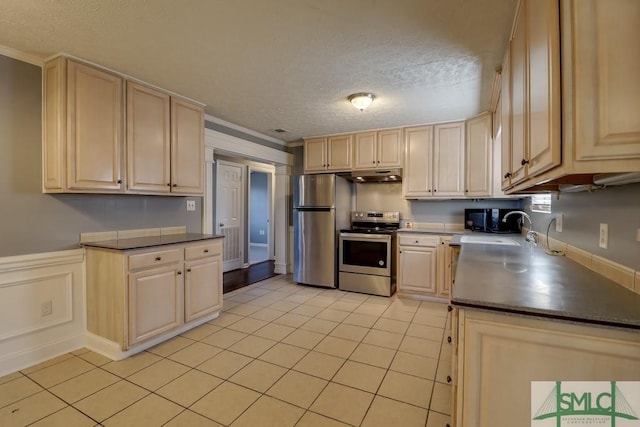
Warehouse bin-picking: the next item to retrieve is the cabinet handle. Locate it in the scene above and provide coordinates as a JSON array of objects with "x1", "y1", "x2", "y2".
[
  {"x1": 155, "y1": 257, "x2": 162, "y2": 261},
  {"x1": 447, "y1": 336, "x2": 452, "y2": 343},
  {"x1": 504, "y1": 172, "x2": 512, "y2": 179},
  {"x1": 117, "y1": 179, "x2": 122, "y2": 184},
  {"x1": 373, "y1": 161, "x2": 376, "y2": 164},
  {"x1": 187, "y1": 268, "x2": 192, "y2": 272},
  {"x1": 177, "y1": 271, "x2": 182, "y2": 275},
  {"x1": 172, "y1": 184, "x2": 178, "y2": 187},
  {"x1": 448, "y1": 305, "x2": 453, "y2": 312},
  {"x1": 414, "y1": 240, "x2": 419, "y2": 244},
  {"x1": 399, "y1": 250, "x2": 402, "y2": 254},
  {"x1": 167, "y1": 183, "x2": 171, "y2": 187},
  {"x1": 434, "y1": 189, "x2": 437, "y2": 192},
  {"x1": 204, "y1": 249, "x2": 209, "y2": 253},
  {"x1": 447, "y1": 375, "x2": 452, "y2": 383},
  {"x1": 521, "y1": 158, "x2": 530, "y2": 166}
]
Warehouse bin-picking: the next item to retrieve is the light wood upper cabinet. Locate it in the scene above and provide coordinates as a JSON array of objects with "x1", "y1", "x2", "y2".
[
  {"x1": 126, "y1": 82, "x2": 171, "y2": 193},
  {"x1": 43, "y1": 55, "x2": 205, "y2": 196},
  {"x1": 500, "y1": 48, "x2": 513, "y2": 190},
  {"x1": 327, "y1": 134, "x2": 352, "y2": 171},
  {"x1": 509, "y1": 2, "x2": 528, "y2": 186},
  {"x1": 433, "y1": 121, "x2": 465, "y2": 197},
  {"x1": 353, "y1": 129, "x2": 403, "y2": 170},
  {"x1": 171, "y1": 97, "x2": 205, "y2": 194},
  {"x1": 44, "y1": 58, "x2": 124, "y2": 193},
  {"x1": 303, "y1": 135, "x2": 352, "y2": 173},
  {"x1": 403, "y1": 125, "x2": 433, "y2": 198},
  {"x1": 570, "y1": 0, "x2": 640, "y2": 161},
  {"x1": 303, "y1": 137, "x2": 327, "y2": 172},
  {"x1": 465, "y1": 113, "x2": 492, "y2": 197},
  {"x1": 526, "y1": 0, "x2": 561, "y2": 177}
]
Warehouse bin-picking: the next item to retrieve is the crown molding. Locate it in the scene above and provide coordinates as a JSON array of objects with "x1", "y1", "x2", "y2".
[
  {"x1": 0, "y1": 44, "x2": 44, "y2": 67},
  {"x1": 204, "y1": 114, "x2": 287, "y2": 146}
]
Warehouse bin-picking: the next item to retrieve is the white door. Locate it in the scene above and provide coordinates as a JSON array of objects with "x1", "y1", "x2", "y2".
[{"x1": 216, "y1": 160, "x2": 244, "y2": 272}]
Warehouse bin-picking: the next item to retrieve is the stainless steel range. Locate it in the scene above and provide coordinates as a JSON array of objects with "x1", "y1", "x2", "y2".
[{"x1": 338, "y1": 211, "x2": 399, "y2": 297}]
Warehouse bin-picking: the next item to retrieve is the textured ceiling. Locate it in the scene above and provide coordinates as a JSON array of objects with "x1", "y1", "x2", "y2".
[{"x1": 0, "y1": 0, "x2": 517, "y2": 143}]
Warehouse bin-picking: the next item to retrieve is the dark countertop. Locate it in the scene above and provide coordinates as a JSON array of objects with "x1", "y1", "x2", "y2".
[
  {"x1": 451, "y1": 235, "x2": 640, "y2": 330},
  {"x1": 82, "y1": 233, "x2": 224, "y2": 251}
]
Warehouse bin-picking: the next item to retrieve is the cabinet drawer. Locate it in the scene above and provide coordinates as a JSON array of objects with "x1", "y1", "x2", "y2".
[
  {"x1": 128, "y1": 248, "x2": 182, "y2": 270},
  {"x1": 185, "y1": 240, "x2": 222, "y2": 260},
  {"x1": 398, "y1": 235, "x2": 439, "y2": 247}
]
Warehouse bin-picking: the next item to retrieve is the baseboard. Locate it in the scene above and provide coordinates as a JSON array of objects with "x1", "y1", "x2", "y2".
[
  {"x1": 274, "y1": 262, "x2": 288, "y2": 275},
  {"x1": 86, "y1": 311, "x2": 220, "y2": 361},
  {"x1": 0, "y1": 333, "x2": 85, "y2": 377}
]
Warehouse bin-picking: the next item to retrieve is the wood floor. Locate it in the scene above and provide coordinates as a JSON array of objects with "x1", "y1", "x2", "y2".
[{"x1": 223, "y1": 260, "x2": 278, "y2": 293}]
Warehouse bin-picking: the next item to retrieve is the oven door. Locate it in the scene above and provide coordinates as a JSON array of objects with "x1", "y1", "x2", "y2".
[{"x1": 339, "y1": 233, "x2": 391, "y2": 277}]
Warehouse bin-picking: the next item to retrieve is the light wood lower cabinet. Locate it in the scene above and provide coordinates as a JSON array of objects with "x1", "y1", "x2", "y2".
[
  {"x1": 86, "y1": 239, "x2": 223, "y2": 352},
  {"x1": 454, "y1": 308, "x2": 640, "y2": 427}
]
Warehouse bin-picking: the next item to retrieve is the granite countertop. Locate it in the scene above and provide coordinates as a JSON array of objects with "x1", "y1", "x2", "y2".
[
  {"x1": 82, "y1": 233, "x2": 224, "y2": 251},
  {"x1": 451, "y1": 235, "x2": 640, "y2": 330}
]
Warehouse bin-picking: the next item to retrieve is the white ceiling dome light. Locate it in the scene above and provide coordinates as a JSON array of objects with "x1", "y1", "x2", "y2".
[{"x1": 348, "y1": 93, "x2": 376, "y2": 111}]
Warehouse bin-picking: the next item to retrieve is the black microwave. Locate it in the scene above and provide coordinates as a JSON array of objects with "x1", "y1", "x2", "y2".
[{"x1": 464, "y1": 208, "x2": 521, "y2": 233}]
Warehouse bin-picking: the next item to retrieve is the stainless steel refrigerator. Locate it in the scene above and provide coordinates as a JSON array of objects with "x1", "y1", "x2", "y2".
[{"x1": 293, "y1": 174, "x2": 351, "y2": 288}]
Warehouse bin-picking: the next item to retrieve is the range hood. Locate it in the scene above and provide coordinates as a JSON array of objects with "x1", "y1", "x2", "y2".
[{"x1": 347, "y1": 168, "x2": 403, "y2": 183}]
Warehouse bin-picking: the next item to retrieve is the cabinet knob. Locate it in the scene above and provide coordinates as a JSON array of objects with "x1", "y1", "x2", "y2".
[
  {"x1": 167, "y1": 183, "x2": 171, "y2": 187},
  {"x1": 504, "y1": 172, "x2": 512, "y2": 179},
  {"x1": 155, "y1": 257, "x2": 162, "y2": 261},
  {"x1": 447, "y1": 305, "x2": 453, "y2": 312},
  {"x1": 521, "y1": 158, "x2": 530, "y2": 166},
  {"x1": 177, "y1": 271, "x2": 182, "y2": 275},
  {"x1": 187, "y1": 268, "x2": 192, "y2": 272},
  {"x1": 399, "y1": 250, "x2": 402, "y2": 254},
  {"x1": 447, "y1": 375, "x2": 452, "y2": 383},
  {"x1": 204, "y1": 249, "x2": 209, "y2": 253},
  {"x1": 414, "y1": 240, "x2": 419, "y2": 244},
  {"x1": 373, "y1": 161, "x2": 376, "y2": 164},
  {"x1": 447, "y1": 336, "x2": 452, "y2": 343},
  {"x1": 117, "y1": 179, "x2": 122, "y2": 184},
  {"x1": 172, "y1": 184, "x2": 178, "y2": 187},
  {"x1": 434, "y1": 189, "x2": 437, "y2": 192}
]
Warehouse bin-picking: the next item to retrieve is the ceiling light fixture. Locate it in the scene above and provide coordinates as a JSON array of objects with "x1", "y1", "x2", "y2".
[{"x1": 348, "y1": 93, "x2": 375, "y2": 111}]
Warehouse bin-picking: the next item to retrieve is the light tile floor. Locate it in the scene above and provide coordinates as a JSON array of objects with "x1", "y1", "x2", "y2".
[{"x1": 0, "y1": 275, "x2": 452, "y2": 427}]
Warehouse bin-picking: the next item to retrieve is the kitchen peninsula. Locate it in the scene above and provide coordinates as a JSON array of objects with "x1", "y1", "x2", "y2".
[{"x1": 450, "y1": 236, "x2": 640, "y2": 426}]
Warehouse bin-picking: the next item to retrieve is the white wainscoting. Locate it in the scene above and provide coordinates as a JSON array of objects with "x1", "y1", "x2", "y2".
[{"x1": 0, "y1": 249, "x2": 85, "y2": 376}]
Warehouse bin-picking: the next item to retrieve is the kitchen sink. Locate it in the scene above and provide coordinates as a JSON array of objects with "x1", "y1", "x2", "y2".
[{"x1": 460, "y1": 235, "x2": 521, "y2": 246}]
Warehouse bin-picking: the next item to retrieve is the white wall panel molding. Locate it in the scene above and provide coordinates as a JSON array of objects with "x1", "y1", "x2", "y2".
[
  {"x1": 0, "y1": 249, "x2": 85, "y2": 376},
  {"x1": 0, "y1": 249, "x2": 84, "y2": 273}
]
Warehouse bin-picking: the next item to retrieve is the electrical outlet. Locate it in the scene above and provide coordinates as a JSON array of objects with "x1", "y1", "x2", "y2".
[
  {"x1": 599, "y1": 223, "x2": 608, "y2": 249},
  {"x1": 41, "y1": 300, "x2": 52, "y2": 317},
  {"x1": 259, "y1": 230, "x2": 265, "y2": 235},
  {"x1": 186, "y1": 200, "x2": 196, "y2": 211},
  {"x1": 555, "y1": 213, "x2": 563, "y2": 232}
]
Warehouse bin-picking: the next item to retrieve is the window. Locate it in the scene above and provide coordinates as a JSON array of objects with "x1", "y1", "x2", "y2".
[{"x1": 531, "y1": 194, "x2": 551, "y2": 213}]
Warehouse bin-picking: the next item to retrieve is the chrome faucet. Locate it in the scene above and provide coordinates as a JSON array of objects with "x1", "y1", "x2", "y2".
[{"x1": 502, "y1": 210, "x2": 538, "y2": 246}]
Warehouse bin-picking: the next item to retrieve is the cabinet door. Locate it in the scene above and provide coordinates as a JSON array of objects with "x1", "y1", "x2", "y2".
[
  {"x1": 184, "y1": 257, "x2": 222, "y2": 323},
  {"x1": 377, "y1": 129, "x2": 403, "y2": 168},
  {"x1": 510, "y1": 2, "x2": 527, "y2": 185},
  {"x1": 527, "y1": 0, "x2": 561, "y2": 177},
  {"x1": 66, "y1": 60, "x2": 123, "y2": 191},
  {"x1": 43, "y1": 58, "x2": 66, "y2": 191},
  {"x1": 433, "y1": 122, "x2": 465, "y2": 197},
  {"x1": 403, "y1": 126, "x2": 433, "y2": 198},
  {"x1": 437, "y1": 237, "x2": 453, "y2": 298},
  {"x1": 572, "y1": 0, "x2": 640, "y2": 161},
  {"x1": 126, "y1": 82, "x2": 171, "y2": 193},
  {"x1": 128, "y1": 265, "x2": 183, "y2": 346},
  {"x1": 171, "y1": 97, "x2": 204, "y2": 195},
  {"x1": 304, "y1": 138, "x2": 327, "y2": 172},
  {"x1": 327, "y1": 135, "x2": 352, "y2": 171},
  {"x1": 398, "y1": 246, "x2": 436, "y2": 294},
  {"x1": 353, "y1": 132, "x2": 377, "y2": 170},
  {"x1": 465, "y1": 114, "x2": 492, "y2": 197},
  {"x1": 500, "y1": 48, "x2": 513, "y2": 190}
]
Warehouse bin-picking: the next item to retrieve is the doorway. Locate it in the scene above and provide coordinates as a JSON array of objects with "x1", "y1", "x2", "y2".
[{"x1": 248, "y1": 168, "x2": 272, "y2": 265}]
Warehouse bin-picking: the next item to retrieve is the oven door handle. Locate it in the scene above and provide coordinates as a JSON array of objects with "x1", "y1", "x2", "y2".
[{"x1": 340, "y1": 233, "x2": 391, "y2": 241}]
